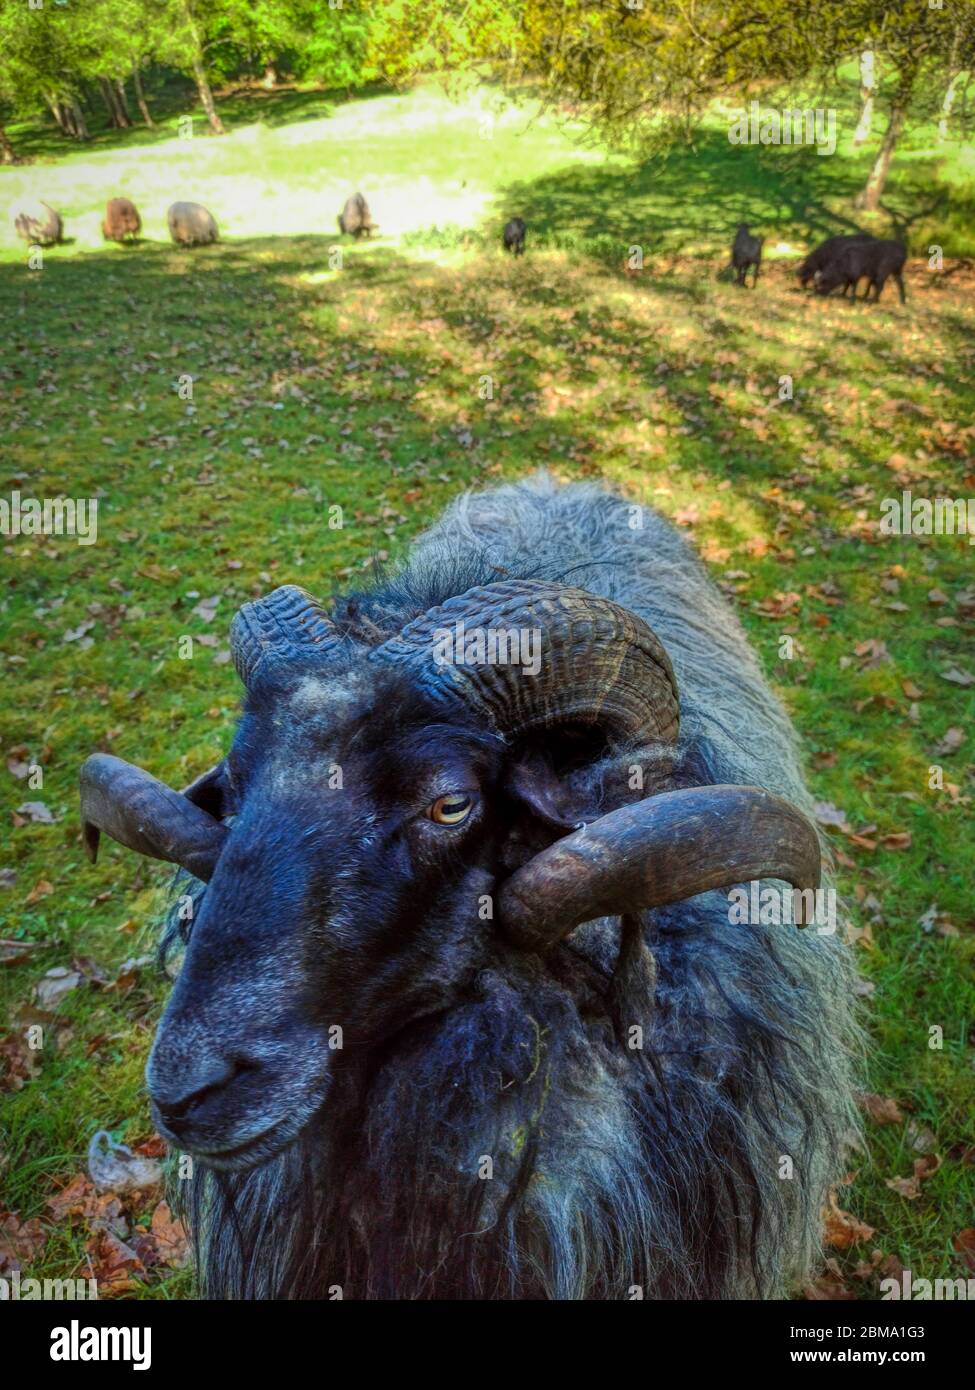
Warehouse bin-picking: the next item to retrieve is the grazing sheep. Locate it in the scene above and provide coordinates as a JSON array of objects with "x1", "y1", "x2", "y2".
[
  {"x1": 167, "y1": 202, "x2": 219, "y2": 247},
  {"x1": 12, "y1": 200, "x2": 62, "y2": 246},
  {"x1": 503, "y1": 216, "x2": 527, "y2": 256},
  {"x1": 731, "y1": 223, "x2": 763, "y2": 286},
  {"x1": 816, "y1": 239, "x2": 907, "y2": 303},
  {"x1": 337, "y1": 192, "x2": 376, "y2": 238},
  {"x1": 102, "y1": 197, "x2": 141, "y2": 243},
  {"x1": 796, "y1": 233, "x2": 874, "y2": 289},
  {"x1": 81, "y1": 474, "x2": 860, "y2": 1301}
]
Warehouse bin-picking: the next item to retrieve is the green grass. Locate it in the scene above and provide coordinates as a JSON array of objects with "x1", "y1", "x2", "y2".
[
  {"x1": 3, "y1": 78, "x2": 975, "y2": 259},
  {"x1": 1, "y1": 80, "x2": 973, "y2": 1300}
]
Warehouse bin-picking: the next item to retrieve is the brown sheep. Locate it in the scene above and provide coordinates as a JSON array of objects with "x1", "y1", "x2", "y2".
[
  {"x1": 337, "y1": 192, "x2": 377, "y2": 238},
  {"x1": 102, "y1": 197, "x2": 142, "y2": 243}
]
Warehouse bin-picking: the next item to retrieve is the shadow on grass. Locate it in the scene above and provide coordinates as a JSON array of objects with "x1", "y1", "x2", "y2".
[
  {"x1": 2, "y1": 234, "x2": 971, "y2": 530},
  {"x1": 5, "y1": 77, "x2": 389, "y2": 162},
  {"x1": 498, "y1": 129, "x2": 870, "y2": 255},
  {"x1": 498, "y1": 126, "x2": 974, "y2": 258}
]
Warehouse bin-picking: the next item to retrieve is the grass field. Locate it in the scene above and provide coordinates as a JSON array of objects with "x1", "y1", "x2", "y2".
[{"x1": 1, "y1": 81, "x2": 973, "y2": 1299}]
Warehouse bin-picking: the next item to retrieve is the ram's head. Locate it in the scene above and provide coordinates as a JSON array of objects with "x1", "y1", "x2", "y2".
[{"x1": 80, "y1": 581, "x2": 820, "y2": 1170}]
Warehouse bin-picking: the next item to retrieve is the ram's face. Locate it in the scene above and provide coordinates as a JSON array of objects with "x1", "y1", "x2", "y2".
[
  {"x1": 145, "y1": 668, "x2": 523, "y2": 1169},
  {"x1": 81, "y1": 579, "x2": 821, "y2": 1173}
]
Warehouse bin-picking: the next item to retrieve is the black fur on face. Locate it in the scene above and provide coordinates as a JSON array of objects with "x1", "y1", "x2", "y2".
[{"x1": 147, "y1": 659, "x2": 655, "y2": 1172}]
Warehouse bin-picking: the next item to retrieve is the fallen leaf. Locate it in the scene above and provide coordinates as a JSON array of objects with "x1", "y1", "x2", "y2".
[
  {"x1": 45, "y1": 1172, "x2": 98, "y2": 1222},
  {"x1": 0, "y1": 1210, "x2": 47, "y2": 1274},
  {"x1": 149, "y1": 1201, "x2": 189, "y2": 1268},
  {"x1": 854, "y1": 638, "x2": 891, "y2": 669},
  {"x1": 907, "y1": 1124, "x2": 937, "y2": 1155},
  {"x1": 191, "y1": 595, "x2": 221, "y2": 623},
  {"x1": 857, "y1": 1092, "x2": 904, "y2": 1125},
  {"x1": 34, "y1": 966, "x2": 82, "y2": 1009},
  {"x1": 0, "y1": 1030, "x2": 42, "y2": 1090},
  {"x1": 15, "y1": 801, "x2": 58, "y2": 824},
  {"x1": 805, "y1": 1261, "x2": 857, "y2": 1300},
  {"x1": 823, "y1": 1189, "x2": 875, "y2": 1248},
  {"x1": 757, "y1": 591, "x2": 801, "y2": 617},
  {"x1": 107, "y1": 956, "x2": 153, "y2": 992},
  {"x1": 885, "y1": 1175, "x2": 920, "y2": 1199},
  {"x1": 913, "y1": 1153, "x2": 941, "y2": 1181},
  {"x1": 814, "y1": 801, "x2": 850, "y2": 830},
  {"x1": 0, "y1": 939, "x2": 39, "y2": 967},
  {"x1": 877, "y1": 1252, "x2": 907, "y2": 1282},
  {"x1": 934, "y1": 727, "x2": 965, "y2": 756},
  {"x1": 85, "y1": 1227, "x2": 144, "y2": 1294},
  {"x1": 132, "y1": 1135, "x2": 166, "y2": 1159},
  {"x1": 954, "y1": 1229, "x2": 975, "y2": 1273}
]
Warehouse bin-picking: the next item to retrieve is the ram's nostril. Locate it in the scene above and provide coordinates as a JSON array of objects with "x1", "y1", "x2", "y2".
[{"x1": 151, "y1": 1054, "x2": 244, "y2": 1129}]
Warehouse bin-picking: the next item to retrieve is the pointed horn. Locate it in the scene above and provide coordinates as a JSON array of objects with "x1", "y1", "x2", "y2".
[
  {"x1": 498, "y1": 785, "x2": 822, "y2": 952},
  {"x1": 231, "y1": 584, "x2": 345, "y2": 691},
  {"x1": 80, "y1": 753, "x2": 229, "y2": 883},
  {"x1": 371, "y1": 580, "x2": 679, "y2": 743}
]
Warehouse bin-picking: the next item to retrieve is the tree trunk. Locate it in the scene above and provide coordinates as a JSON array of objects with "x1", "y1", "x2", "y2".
[
  {"x1": 192, "y1": 51, "x2": 225, "y2": 132},
  {"x1": 181, "y1": 1, "x2": 226, "y2": 133},
  {"x1": 114, "y1": 78, "x2": 133, "y2": 126},
  {"x1": 133, "y1": 67, "x2": 155, "y2": 127},
  {"x1": 0, "y1": 123, "x2": 17, "y2": 164},
  {"x1": 261, "y1": 62, "x2": 278, "y2": 89},
  {"x1": 44, "y1": 93, "x2": 66, "y2": 133},
  {"x1": 99, "y1": 76, "x2": 121, "y2": 126},
  {"x1": 856, "y1": 100, "x2": 906, "y2": 210},
  {"x1": 938, "y1": 69, "x2": 967, "y2": 141},
  {"x1": 68, "y1": 97, "x2": 90, "y2": 140},
  {"x1": 107, "y1": 79, "x2": 130, "y2": 127},
  {"x1": 852, "y1": 47, "x2": 876, "y2": 148},
  {"x1": 937, "y1": 26, "x2": 965, "y2": 143}
]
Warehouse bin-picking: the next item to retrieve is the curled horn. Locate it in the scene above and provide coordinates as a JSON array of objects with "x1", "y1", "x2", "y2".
[
  {"x1": 80, "y1": 753, "x2": 229, "y2": 883},
  {"x1": 231, "y1": 584, "x2": 345, "y2": 691},
  {"x1": 498, "y1": 785, "x2": 822, "y2": 952},
  {"x1": 371, "y1": 580, "x2": 680, "y2": 742}
]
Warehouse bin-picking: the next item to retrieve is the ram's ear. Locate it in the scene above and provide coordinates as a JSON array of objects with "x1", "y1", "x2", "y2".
[
  {"x1": 507, "y1": 742, "x2": 680, "y2": 833},
  {"x1": 507, "y1": 753, "x2": 581, "y2": 832},
  {"x1": 182, "y1": 761, "x2": 235, "y2": 820}
]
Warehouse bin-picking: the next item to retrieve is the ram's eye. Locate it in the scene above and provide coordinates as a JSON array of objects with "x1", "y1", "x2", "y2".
[{"x1": 426, "y1": 793, "x2": 473, "y2": 825}]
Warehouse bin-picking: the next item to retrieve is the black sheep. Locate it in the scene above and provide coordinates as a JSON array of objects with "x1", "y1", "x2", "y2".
[
  {"x1": 731, "y1": 224, "x2": 763, "y2": 286},
  {"x1": 503, "y1": 216, "x2": 526, "y2": 256},
  {"x1": 796, "y1": 233, "x2": 874, "y2": 289},
  {"x1": 815, "y1": 239, "x2": 907, "y2": 303}
]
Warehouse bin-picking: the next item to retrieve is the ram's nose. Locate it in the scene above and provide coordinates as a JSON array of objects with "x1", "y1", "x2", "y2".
[{"x1": 148, "y1": 1052, "x2": 245, "y2": 1137}]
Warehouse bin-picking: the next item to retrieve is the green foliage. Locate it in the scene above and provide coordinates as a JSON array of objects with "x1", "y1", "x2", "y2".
[{"x1": 290, "y1": 2, "x2": 374, "y2": 89}]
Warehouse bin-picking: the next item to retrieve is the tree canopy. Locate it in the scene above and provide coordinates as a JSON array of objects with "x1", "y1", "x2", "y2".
[{"x1": 1, "y1": 0, "x2": 971, "y2": 200}]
